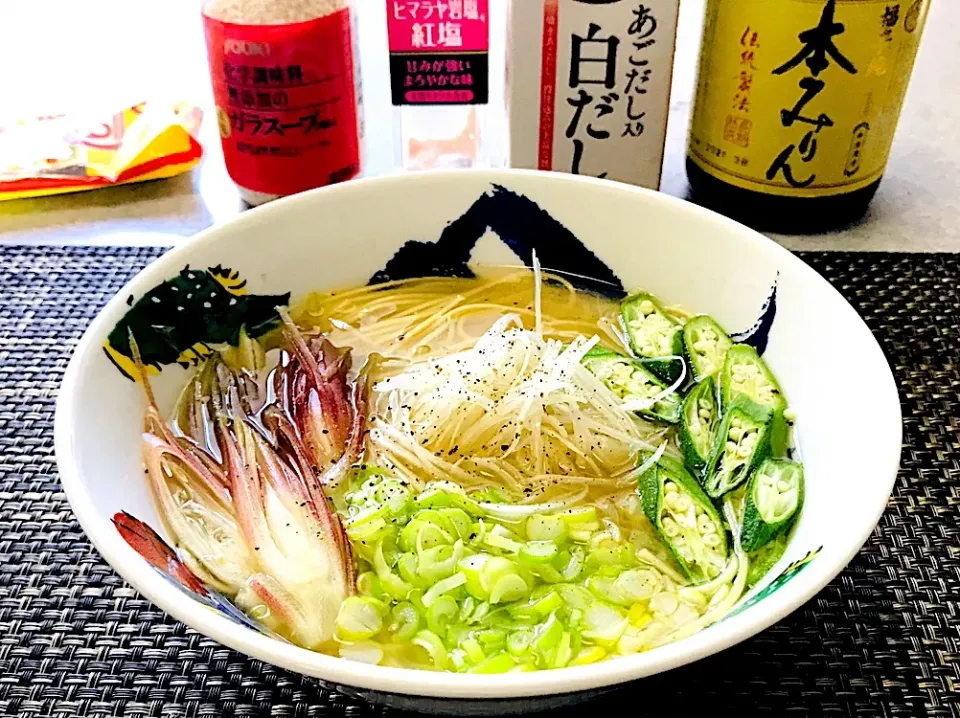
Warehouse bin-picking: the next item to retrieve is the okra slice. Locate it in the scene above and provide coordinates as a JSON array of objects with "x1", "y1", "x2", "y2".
[
  {"x1": 620, "y1": 292, "x2": 684, "y2": 384},
  {"x1": 740, "y1": 459, "x2": 804, "y2": 552},
  {"x1": 637, "y1": 455, "x2": 729, "y2": 583},
  {"x1": 679, "y1": 377, "x2": 720, "y2": 478},
  {"x1": 683, "y1": 315, "x2": 733, "y2": 381},
  {"x1": 583, "y1": 348, "x2": 681, "y2": 424},
  {"x1": 704, "y1": 397, "x2": 772, "y2": 499},
  {"x1": 720, "y1": 344, "x2": 788, "y2": 455},
  {"x1": 746, "y1": 533, "x2": 788, "y2": 587}
]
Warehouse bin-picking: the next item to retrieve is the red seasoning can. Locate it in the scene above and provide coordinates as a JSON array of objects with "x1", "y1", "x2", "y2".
[{"x1": 201, "y1": 0, "x2": 363, "y2": 205}]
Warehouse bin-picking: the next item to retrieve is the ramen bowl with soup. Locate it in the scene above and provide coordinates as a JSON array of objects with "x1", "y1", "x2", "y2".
[{"x1": 55, "y1": 170, "x2": 901, "y2": 713}]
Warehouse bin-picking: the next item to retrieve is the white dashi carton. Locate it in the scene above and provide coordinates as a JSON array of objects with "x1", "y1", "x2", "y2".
[{"x1": 508, "y1": 0, "x2": 680, "y2": 189}]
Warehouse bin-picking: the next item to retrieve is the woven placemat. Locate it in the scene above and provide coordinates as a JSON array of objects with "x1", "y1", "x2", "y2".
[{"x1": 0, "y1": 246, "x2": 957, "y2": 718}]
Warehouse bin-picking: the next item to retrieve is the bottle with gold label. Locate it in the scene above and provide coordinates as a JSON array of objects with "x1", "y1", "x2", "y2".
[{"x1": 686, "y1": 0, "x2": 930, "y2": 232}]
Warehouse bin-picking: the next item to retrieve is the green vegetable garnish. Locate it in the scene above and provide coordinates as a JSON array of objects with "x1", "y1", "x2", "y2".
[
  {"x1": 637, "y1": 453, "x2": 730, "y2": 583},
  {"x1": 741, "y1": 459, "x2": 804, "y2": 552},
  {"x1": 583, "y1": 347, "x2": 682, "y2": 424},
  {"x1": 620, "y1": 292, "x2": 684, "y2": 383},
  {"x1": 682, "y1": 315, "x2": 733, "y2": 381},
  {"x1": 705, "y1": 397, "x2": 772, "y2": 499},
  {"x1": 721, "y1": 344, "x2": 788, "y2": 455},
  {"x1": 679, "y1": 376, "x2": 720, "y2": 478}
]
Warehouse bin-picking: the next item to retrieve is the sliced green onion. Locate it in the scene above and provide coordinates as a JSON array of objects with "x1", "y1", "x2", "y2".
[
  {"x1": 375, "y1": 480, "x2": 411, "y2": 515},
  {"x1": 468, "y1": 653, "x2": 517, "y2": 674},
  {"x1": 398, "y1": 514, "x2": 451, "y2": 552},
  {"x1": 532, "y1": 590, "x2": 563, "y2": 617},
  {"x1": 417, "y1": 522, "x2": 454, "y2": 553},
  {"x1": 519, "y1": 540, "x2": 559, "y2": 564},
  {"x1": 422, "y1": 572, "x2": 467, "y2": 607},
  {"x1": 470, "y1": 601, "x2": 491, "y2": 624},
  {"x1": 534, "y1": 613, "x2": 564, "y2": 656},
  {"x1": 491, "y1": 523, "x2": 522, "y2": 540},
  {"x1": 448, "y1": 648, "x2": 469, "y2": 672},
  {"x1": 345, "y1": 514, "x2": 388, "y2": 542},
  {"x1": 397, "y1": 552, "x2": 420, "y2": 586},
  {"x1": 332, "y1": 473, "x2": 701, "y2": 672},
  {"x1": 490, "y1": 574, "x2": 530, "y2": 604},
  {"x1": 559, "y1": 547, "x2": 585, "y2": 581},
  {"x1": 346, "y1": 503, "x2": 389, "y2": 528},
  {"x1": 362, "y1": 596, "x2": 390, "y2": 616},
  {"x1": 378, "y1": 532, "x2": 401, "y2": 566},
  {"x1": 530, "y1": 562, "x2": 565, "y2": 584},
  {"x1": 582, "y1": 603, "x2": 629, "y2": 647},
  {"x1": 418, "y1": 540, "x2": 465, "y2": 583},
  {"x1": 439, "y1": 508, "x2": 472, "y2": 539},
  {"x1": 526, "y1": 581, "x2": 554, "y2": 600},
  {"x1": 525, "y1": 514, "x2": 567, "y2": 542},
  {"x1": 459, "y1": 553, "x2": 492, "y2": 600},
  {"x1": 616, "y1": 627, "x2": 645, "y2": 655},
  {"x1": 416, "y1": 484, "x2": 482, "y2": 515},
  {"x1": 558, "y1": 506, "x2": 599, "y2": 525},
  {"x1": 374, "y1": 540, "x2": 413, "y2": 599},
  {"x1": 551, "y1": 631, "x2": 573, "y2": 669},
  {"x1": 413, "y1": 630, "x2": 448, "y2": 670},
  {"x1": 335, "y1": 597, "x2": 383, "y2": 641},
  {"x1": 475, "y1": 628, "x2": 508, "y2": 651},
  {"x1": 588, "y1": 539, "x2": 623, "y2": 568},
  {"x1": 569, "y1": 627, "x2": 582, "y2": 656},
  {"x1": 390, "y1": 602, "x2": 421, "y2": 642},
  {"x1": 569, "y1": 528, "x2": 596, "y2": 543},
  {"x1": 507, "y1": 628, "x2": 535, "y2": 657},
  {"x1": 483, "y1": 532, "x2": 523, "y2": 554},
  {"x1": 587, "y1": 576, "x2": 630, "y2": 606},
  {"x1": 507, "y1": 616, "x2": 538, "y2": 631},
  {"x1": 615, "y1": 569, "x2": 661, "y2": 601},
  {"x1": 588, "y1": 530, "x2": 616, "y2": 550},
  {"x1": 506, "y1": 599, "x2": 539, "y2": 622},
  {"x1": 414, "y1": 488, "x2": 453, "y2": 510},
  {"x1": 459, "y1": 595, "x2": 477, "y2": 623},
  {"x1": 356, "y1": 571, "x2": 383, "y2": 599},
  {"x1": 446, "y1": 626, "x2": 469, "y2": 652},
  {"x1": 557, "y1": 583, "x2": 594, "y2": 610},
  {"x1": 480, "y1": 556, "x2": 520, "y2": 594},
  {"x1": 461, "y1": 637, "x2": 486, "y2": 665},
  {"x1": 426, "y1": 594, "x2": 459, "y2": 635}
]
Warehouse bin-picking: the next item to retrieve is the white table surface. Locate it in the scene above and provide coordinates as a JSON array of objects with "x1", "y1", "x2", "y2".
[{"x1": 1, "y1": 0, "x2": 957, "y2": 251}]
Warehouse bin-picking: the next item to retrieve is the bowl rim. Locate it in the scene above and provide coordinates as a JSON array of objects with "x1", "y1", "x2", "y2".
[{"x1": 55, "y1": 168, "x2": 902, "y2": 699}]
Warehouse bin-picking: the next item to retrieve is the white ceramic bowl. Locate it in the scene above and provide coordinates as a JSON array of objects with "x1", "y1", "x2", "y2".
[{"x1": 55, "y1": 170, "x2": 901, "y2": 713}]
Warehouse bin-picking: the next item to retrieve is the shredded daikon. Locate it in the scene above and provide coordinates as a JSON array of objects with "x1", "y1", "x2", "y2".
[
  {"x1": 368, "y1": 317, "x2": 664, "y2": 494},
  {"x1": 632, "y1": 441, "x2": 669, "y2": 480}
]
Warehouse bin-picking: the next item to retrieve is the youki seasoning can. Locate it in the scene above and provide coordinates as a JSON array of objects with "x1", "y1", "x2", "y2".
[{"x1": 202, "y1": 0, "x2": 363, "y2": 206}]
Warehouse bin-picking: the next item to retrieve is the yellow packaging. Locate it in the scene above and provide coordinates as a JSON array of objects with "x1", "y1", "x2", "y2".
[
  {"x1": 0, "y1": 102, "x2": 203, "y2": 202},
  {"x1": 688, "y1": 0, "x2": 929, "y2": 198}
]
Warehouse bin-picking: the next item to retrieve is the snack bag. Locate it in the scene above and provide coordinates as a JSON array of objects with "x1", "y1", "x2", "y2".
[{"x1": 0, "y1": 101, "x2": 203, "y2": 201}]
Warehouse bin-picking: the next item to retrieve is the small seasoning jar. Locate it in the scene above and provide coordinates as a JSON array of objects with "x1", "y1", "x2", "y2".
[{"x1": 201, "y1": 0, "x2": 363, "y2": 205}]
